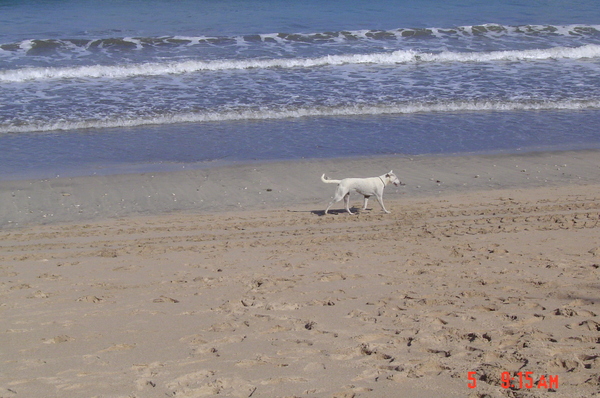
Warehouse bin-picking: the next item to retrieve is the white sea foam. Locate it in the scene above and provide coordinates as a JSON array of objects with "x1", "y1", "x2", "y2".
[
  {"x1": 425, "y1": 44, "x2": 600, "y2": 62},
  {"x1": 2, "y1": 43, "x2": 599, "y2": 83},
  {"x1": 2, "y1": 99, "x2": 599, "y2": 134},
  {"x1": 123, "y1": 37, "x2": 143, "y2": 50}
]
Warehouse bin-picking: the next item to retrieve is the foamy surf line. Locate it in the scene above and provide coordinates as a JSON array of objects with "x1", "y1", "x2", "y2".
[
  {"x1": 2, "y1": 44, "x2": 600, "y2": 82},
  {"x1": 3, "y1": 99, "x2": 600, "y2": 134}
]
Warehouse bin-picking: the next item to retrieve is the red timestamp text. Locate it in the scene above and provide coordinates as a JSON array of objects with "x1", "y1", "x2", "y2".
[{"x1": 467, "y1": 371, "x2": 559, "y2": 390}]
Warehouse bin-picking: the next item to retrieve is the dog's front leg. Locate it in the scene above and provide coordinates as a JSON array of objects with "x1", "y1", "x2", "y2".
[
  {"x1": 362, "y1": 195, "x2": 370, "y2": 210},
  {"x1": 375, "y1": 194, "x2": 391, "y2": 214}
]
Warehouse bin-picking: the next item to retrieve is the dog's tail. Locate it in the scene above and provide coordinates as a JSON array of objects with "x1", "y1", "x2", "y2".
[{"x1": 321, "y1": 174, "x2": 341, "y2": 184}]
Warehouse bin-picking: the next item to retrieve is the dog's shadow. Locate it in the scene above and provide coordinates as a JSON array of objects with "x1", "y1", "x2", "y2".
[{"x1": 309, "y1": 207, "x2": 362, "y2": 216}]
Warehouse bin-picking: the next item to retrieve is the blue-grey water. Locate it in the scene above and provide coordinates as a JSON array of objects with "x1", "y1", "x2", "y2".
[{"x1": 1, "y1": 0, "x2": 600, "y2": 179}]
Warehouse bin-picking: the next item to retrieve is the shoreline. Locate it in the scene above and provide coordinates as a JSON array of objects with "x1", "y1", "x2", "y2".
[
  {"x1": 2, "y1": 138, "x2": 599, "y2": 183},
  {"x1": 1, "y1": 148, "x2": 598, "y2": 229}
]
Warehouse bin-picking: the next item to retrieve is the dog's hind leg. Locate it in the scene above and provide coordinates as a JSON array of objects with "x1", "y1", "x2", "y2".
[
  {"x1": 325, "y1": 188, "x2": 345, "y2": 214},
  {"x1": 344, "y1": 192, "x2": 354, "y2": 214},
  {"x1": 362, "y1": 195, "x2": 370, "y2": 211},
  {"x1": 325, "y1": 199, "x2": 339, "y2": 215}
]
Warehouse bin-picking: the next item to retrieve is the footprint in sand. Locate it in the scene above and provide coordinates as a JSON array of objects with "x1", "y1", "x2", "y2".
[
  {"x1": 99, "y1": 343, "x2": 136, "y2": 353},
  {"x1": 43, "y1": 335, "x2": 74, "y2": 344}
]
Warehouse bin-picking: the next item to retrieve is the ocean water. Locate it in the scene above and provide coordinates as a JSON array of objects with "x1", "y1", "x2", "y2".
[{"x1": 1, "y1": 0, "x2": 600, "y2": 179}]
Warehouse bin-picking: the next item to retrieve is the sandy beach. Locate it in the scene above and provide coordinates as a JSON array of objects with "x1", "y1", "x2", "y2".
[{"x1": 1, "y1": 150, "x2": 599, "y2": 398}]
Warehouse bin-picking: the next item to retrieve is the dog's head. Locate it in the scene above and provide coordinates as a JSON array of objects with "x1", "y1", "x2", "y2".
[{"x1": 386, "y1": 170, "x2": 402, "y2": 187}]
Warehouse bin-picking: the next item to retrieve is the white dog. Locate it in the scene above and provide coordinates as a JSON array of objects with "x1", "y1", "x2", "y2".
[{"x1": 321, "y1": 170, "x2": 401, "y2": 215}]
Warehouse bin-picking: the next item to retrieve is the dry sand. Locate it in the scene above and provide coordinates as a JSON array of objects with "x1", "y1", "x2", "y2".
[{"x1": 1, "y1": 150, "x2": 599, "y2": 398}]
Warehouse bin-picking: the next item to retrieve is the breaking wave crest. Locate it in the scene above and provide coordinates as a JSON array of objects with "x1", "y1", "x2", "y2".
[
  {"x1": 3, "y1": 44, "x2": 600, "y2": 82},
  {"x1": 3, "y1": 99, "x2": 600, "y2": 134},
  {"x1": 2, "y1": 23, "x2": 599, "y2": 52}
]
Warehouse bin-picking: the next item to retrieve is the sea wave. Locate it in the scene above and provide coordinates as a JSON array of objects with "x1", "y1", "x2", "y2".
[
  {"x1": 2, "y1": 23, "x2": 599, "y2": 53},
  {"x1": 3, "y1": 99, "x2": 600, "y2": 134},
  {"x1": 2, "y1": 43, "x2": 600, "y2": 83}
]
